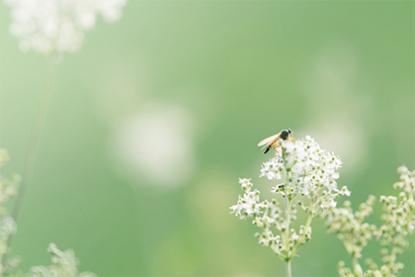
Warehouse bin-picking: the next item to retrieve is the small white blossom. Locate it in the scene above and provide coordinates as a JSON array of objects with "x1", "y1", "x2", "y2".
[
  {"x1": 4, "y1": 0, "x2": 127, "y2": 54},
  {"x1": 230, "y1": 178, "x2": 263, "y2": 219},
  {"x1": 260, "y1": 156, "x2": 283, "y2": 181},
  {"x1": 238, "y1": 178, "x2": 252, "y2": 190}
]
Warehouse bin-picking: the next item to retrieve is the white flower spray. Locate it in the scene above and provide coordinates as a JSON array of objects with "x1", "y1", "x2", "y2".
[
  {"x1": 4, "y1": 0, "x2": 127, "y2": 55},
  {"x1": 231, "y1": 135, "x2": 350, "y2": 276}
]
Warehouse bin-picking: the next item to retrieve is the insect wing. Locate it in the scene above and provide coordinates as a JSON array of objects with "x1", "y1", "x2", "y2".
[{"x1": 257, "y1": 134, "x2": 280, "y2": 148}]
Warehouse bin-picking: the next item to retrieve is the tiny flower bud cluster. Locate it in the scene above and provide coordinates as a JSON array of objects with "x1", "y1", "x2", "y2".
[
  {"x1": 29, "y1": 243, "x2": 96, "y2": 277},
  {"x1": 328, "y1": 166, "x2": 415, "y2": 277},
  {"x1": 375, "y1": 166, "x2": 415, "y2": 276},
  {"x1": 231, "y1": 135, "x2": 349, "y2": 262},
  {"x1": 326, "y1": 196, "x2": 377, "y2": 276},
  {"x1": 0, "y1": 149, "x2": 19, "y2": 275},
  {"x1": 4, "y1": 0, "x2": 127, "y2": 54}
]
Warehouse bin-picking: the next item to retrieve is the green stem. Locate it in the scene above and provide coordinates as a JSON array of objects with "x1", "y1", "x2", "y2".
[
  {"x1": 286, "y1": 259, "x2": 292, "y2": 277},
  {"x1": 281, "y1": 146, "x2": 294, "y2": 276},
  {"x1": 284, "y1": 196, "x2": 292, "y2": 255},
  {"x1": 305, "y1": 214, "x2": 314, "y2": 227},
  {"x1": 12, "y1": 62, "x2": 55, "y2": 220}
]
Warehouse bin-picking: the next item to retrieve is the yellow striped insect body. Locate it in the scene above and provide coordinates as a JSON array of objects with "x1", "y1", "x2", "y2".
[{"x1": 257, "y1": 129, "x2": 293, "y2": 154}]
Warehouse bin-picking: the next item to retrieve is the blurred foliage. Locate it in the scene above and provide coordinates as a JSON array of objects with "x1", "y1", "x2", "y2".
[{"x1": 0, "y1": 1, "x2": 414, "y2": 276}]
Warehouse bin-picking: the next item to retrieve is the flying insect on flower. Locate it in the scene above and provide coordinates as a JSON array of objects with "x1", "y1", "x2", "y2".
[{"x1": 257, "y1": 129, "x2": 294, "y2": 154}]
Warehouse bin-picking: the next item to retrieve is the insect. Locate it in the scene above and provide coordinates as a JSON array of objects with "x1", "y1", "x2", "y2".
[{"x1": 257, "y1": 129, "x2": 293, "y2": 154}]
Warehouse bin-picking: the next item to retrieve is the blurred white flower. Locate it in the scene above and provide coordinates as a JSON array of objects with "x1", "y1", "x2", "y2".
[
  {"x1": 4, "y1": 0, "x2": 127, "y2": 54},
  {"x1": 112, "y1": 104, "x2": 195, "y2": 188}
]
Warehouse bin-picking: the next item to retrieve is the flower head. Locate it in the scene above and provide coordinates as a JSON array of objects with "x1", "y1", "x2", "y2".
[
  {"x1": 4, "y1": 0, "x2": 127, "y2": 54},
  {"x1": 260, "y1": 135, "x2": 348, "y2": 211},
  {"x1": 231, "y1": 134, "x2": 349, "y2": 261}
]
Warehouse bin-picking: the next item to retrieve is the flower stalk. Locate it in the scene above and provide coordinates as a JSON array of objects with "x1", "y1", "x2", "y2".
[
  {"x1": 231, "y1": 135, "x2": 350, "y2": 276},
  {"x1": 287, "y1": 259, "x2": 292, "y2": 277}
]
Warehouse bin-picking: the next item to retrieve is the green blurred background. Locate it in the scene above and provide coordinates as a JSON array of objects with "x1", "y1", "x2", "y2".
[{"x1": 0, "y1": 1, "x2": 414, "y2": 276}]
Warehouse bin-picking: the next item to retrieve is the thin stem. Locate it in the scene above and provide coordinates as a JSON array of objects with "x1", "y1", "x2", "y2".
[
  {"x1": 11, "y1": 62, "x2": 55, "y2": 221},
  {"x1": 283, "y1": 196, "x2": 294, "y2": 277},
  {"x1": 281, "y1": 146, "x2": 294, "y2": 276},
  {"x1": 281, "y1": 146, "x2": 294, "y2": 269},
  {"x1": 284, "y1": 196, "x2": 292, "y2": 248},
  {"x1": 305, "y1": 214, "x2": 314, "y2": 227},
  {"x1": 3, "y1": 63, "x2": 55, "y2": 270},
  {"x1": 286, "y1": 259, "x2": 292, "y2": 277},
  {"x1": 6, "y1": 63, "x2": 55, "y2": 264}
]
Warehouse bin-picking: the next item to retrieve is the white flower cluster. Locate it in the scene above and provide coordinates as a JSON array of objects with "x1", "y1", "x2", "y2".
[
  {"x1": 260, "y1": 136, "x2": 349, "y2": 211},
  {"x1": 231, "y1": 135, "x2": 349, "y2": 261},
  {"x1": 328, "y1": 166, "x2": 415, "y2": 277},
  {"x1": 29, "y1": 243, "x2": 96, "y2": 277},
  {"x1": 4, "y1": 0, "x2": 127, "y2": 54},
  {"x1": 230, "y1": 178, "x2": 262, "y2": 219}
]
